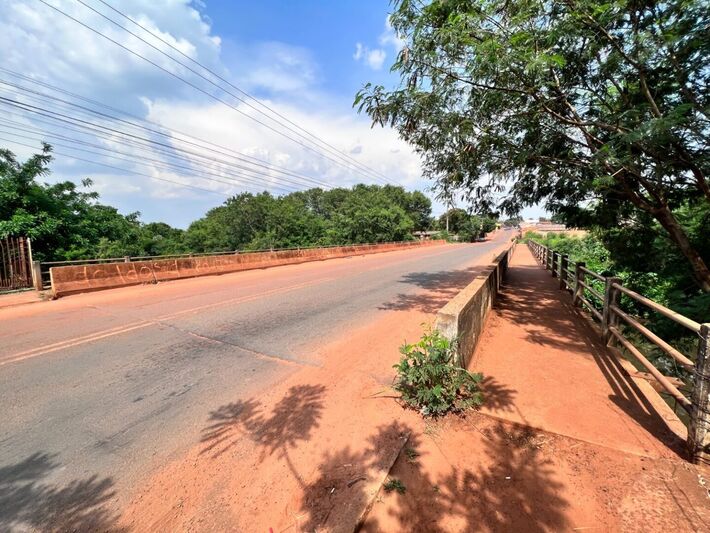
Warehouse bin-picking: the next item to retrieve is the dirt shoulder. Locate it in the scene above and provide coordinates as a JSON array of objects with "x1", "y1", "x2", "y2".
[
  {"x1": 364, "y1": 244, "x2": 709, "y2": 532},
  {"x1": 120, "y1": 238, "x2": 708, "y2": 532},
  {"x1": 118, "y1": 237, "x2": 513, "y2": 532}
]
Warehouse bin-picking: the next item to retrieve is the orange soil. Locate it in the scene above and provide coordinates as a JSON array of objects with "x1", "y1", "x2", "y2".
[
  {"x1": 119, "y1": 241, "x2": 709, "y2": 532},
  {"x1": 118, "y1": 240, "x2": 511, "y2": 532},
  {"x1": 363, "y1": 245, "x2": 709, "y2": 532}
]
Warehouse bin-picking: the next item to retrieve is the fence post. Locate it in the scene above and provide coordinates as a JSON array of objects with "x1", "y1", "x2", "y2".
[
  {"x1": 689, "y1": 324, "x2": 710, "y2": 465},
  {"x1": 123, "y1": 256, "x2": 130, "y2": 263},
  {"x1": 31, "y1": 261, "x2": 43, "y2": 291},
  {"x1": 602, "y1": 277, "x2": 622, "y2": 345},
  {"x1": 544, "y1": 246, "x2": 550, "y2": 270},
  {"x1": 573, "y1": 261, "x2": 585, "y2": 307},
  {"x1": 551, "y1": 251, "x2": 558, "y2": 278},
  {"x1": 559, "y1": 254, "x2": 568, "y2": 290}
]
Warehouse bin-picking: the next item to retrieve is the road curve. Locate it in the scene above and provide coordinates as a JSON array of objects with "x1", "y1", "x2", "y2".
[{"x1": 0, "y1": 231, "x2": 511, "y2": 530}]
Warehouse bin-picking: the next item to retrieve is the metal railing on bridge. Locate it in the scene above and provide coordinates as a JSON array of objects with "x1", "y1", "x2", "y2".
[{"x1": 527, "y1": 239, "x2": 710, "y2": 465}]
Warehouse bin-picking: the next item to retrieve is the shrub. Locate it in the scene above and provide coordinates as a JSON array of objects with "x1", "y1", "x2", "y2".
[
  {"x1": 393, "y1": 329, "x2": 483, "y2": 416},
  {"x1": 383, "y1": 478, "x2": 406, "y2": 494}
]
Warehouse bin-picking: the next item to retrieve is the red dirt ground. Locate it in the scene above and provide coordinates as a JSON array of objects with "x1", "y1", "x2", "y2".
[
  {"x1": 118, "y1": 241, "x2": 709, "y2": 532},
  {"x1": 363, "y1": 245, "x2": 709, "y2": 532},
  {"x1": 117, "y1": 239, "x2": 512, "y2": 532}
]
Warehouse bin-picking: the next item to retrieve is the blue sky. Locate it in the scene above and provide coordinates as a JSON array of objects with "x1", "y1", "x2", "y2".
[{"x1": 0, "y1": 0, "x2": 543, "y2": 227}]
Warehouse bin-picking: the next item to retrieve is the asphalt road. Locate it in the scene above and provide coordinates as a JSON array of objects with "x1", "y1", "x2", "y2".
[{"x1": 0, "y1": 232, "x2": 510, "y2": 530}]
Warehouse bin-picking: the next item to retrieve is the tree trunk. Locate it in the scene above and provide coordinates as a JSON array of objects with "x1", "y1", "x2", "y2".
[{"x1": 654, "y1": 205, "x2": 710, "y2": 292}]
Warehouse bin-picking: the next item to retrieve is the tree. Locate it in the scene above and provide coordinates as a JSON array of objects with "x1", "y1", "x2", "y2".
[
  {"x1": 0, "y1": 144, "x2": 184, "y2": 261},
  {"x1": 356, "y1": 0, "x2": 710, "y2": 291},
  {"x1": 437, "y1": 208, "x2": 469, "y2": 233}
]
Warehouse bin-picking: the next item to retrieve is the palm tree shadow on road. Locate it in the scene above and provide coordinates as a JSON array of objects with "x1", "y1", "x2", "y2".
[
  {"x1": 200, "y1": 384, "x2": 327, "y2": 485},
  {"x1": 0, "y1": 452, "x2": 126, "y2": 532}
]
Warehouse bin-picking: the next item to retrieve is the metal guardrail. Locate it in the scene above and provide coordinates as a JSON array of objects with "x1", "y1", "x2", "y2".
[{"x1": 527, "y1": 240, "x2": 710, "y2": 464}]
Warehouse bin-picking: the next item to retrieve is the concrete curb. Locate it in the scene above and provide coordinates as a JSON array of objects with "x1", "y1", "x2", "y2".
[
  {"x1": 434, "y1": 241, "x2": 516, "y2": 367},
  {"x1": 352, "y1": 432, "x2": 410, "y2": 532}
]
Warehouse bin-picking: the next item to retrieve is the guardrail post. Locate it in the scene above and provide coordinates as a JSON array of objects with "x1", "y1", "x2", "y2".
[
  {"x1": 31, "y1": 260, "x2": 43, "y2": 291},
  {"x1": 688, "y1": 324, "x2": 710, "y2": 465},
  {"x1": 573, "y1": 262, "x2": 585, "y2": 307},
  {"x1": 602, "y1": 277, "x2": 622, "y2": 345},
  {"x1": 551, "y1": 251, "x2": 558, "y2": 278},
  {"x1": 123, "y1": 256, "x2": 130, "y2": 263},
  {"x1": 559, "y1": 254, "x2": 568, "y2": 290}
]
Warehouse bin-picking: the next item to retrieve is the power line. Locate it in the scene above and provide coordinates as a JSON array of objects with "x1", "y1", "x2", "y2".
[
  {"x1": 0, "y1": 115, "x2": 299, "y2": 193},
  {"x1": 0, "y1": 121, "x2": 298, "y2": 194},
  {"x1": 38, "y1": 0, "x2": 393, "y2": 185},
  {"x1": 0, "y1": 75, "x2": 334, "y2": 189},
  {"x1": 94, "y1": 0, "x2": 395, "y2": 184},
  {"x1": 0, "y1": 96, "x2": 329, "y2": 192},
  {"x1": 0, "y1": 135, "x2": 232, "y2": 198},
  {"x1": 0, "y1": 67, "x2": 338, "y2": 188}
]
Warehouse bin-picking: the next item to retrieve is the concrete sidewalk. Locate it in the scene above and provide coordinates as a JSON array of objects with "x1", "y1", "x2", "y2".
[
  {"x1": 472, "y1": 244, "x2": 686, "y2": 459},
  {"x1": 365, "y1": 244, "x2": 709, "y2": 532}
]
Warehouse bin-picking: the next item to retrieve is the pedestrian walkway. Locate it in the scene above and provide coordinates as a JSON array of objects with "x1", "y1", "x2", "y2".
[
  {"x1": 365, "y1": 244, "x2": 709, "y2": 532},
  {"x1": 473, "y1": 244, "x2": 685, "y2": 459},
  {"x1": 0, "y1": 289, "x2": 44, "y2": 310}
]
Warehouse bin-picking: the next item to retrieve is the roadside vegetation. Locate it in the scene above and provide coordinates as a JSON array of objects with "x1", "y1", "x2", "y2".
[
  {"x1": 436, "y1": 208, "x2": 498, "y2": 243},
  {"x1": 393, "y1": 329, "x2": 483, "y2": 416},
  {"x1": 0, "y1": 144, "x2": 441, "y2": 262},
  {"x1": 357, "y1": 0, "x2": 710, "y2": 296}
]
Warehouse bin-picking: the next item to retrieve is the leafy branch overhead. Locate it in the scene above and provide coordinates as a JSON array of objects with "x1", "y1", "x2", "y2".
[{"x1": 356, "y1": 0, "x2": 710, "y2": 291}]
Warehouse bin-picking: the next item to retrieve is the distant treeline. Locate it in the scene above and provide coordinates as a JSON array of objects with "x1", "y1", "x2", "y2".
[{"x1": 1, "y1": 145, "x2": 476, "y2": 262}]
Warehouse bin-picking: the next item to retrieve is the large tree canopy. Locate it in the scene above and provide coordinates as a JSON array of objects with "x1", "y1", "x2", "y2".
[
  {"x1": 356, "y1": 0, "x2": 710, "y2": 290},
  {"x1": 0, "y1": 144, "x2": 187, "y2": 261},
  {"x1": 184, "y1": 184, "x2": 432, "y2": 252},
  {"x1": 1, "y1": 145, "x2": 433, "y2": 261}
]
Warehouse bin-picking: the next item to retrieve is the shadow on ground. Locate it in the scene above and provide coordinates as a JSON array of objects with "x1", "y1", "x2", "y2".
[
  {"x1": 295, "y1": 417, "x2": 569, "y2": 532},
  {"x1": 494, "y1": 261, "x2": 686, "y2": 458},
  {"x1": 201, "y1": 384, "x2": 326, "y2": 484},
  {"x1": 378, "y1": 266, "x2": 487, "y2": 314},
  {"x1": 0, "y1": 453, "x2": 125, "y2": 532},
  {"x1": 368, "y1": 420, "x2": 569, "y2": 533},
  {"x1": 478, "y1": 375, "x2": 517, "y2": 413}
]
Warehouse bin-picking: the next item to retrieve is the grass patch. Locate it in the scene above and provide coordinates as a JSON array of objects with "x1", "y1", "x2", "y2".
[
  {"x1": 383, "y1": 478, "x2": 406, "y2": 494},
  {"x1": 404, "y1": 446, "x2": 420, "y2": 462}
]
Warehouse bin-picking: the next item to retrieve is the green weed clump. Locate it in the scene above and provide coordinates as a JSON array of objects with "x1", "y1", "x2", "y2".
[
  {"x1": 393, "y1": 329, "x2": 483, "y2": 416},
  {"x1": 383, "y1": 478, "x2": 406, "y2": 494}
]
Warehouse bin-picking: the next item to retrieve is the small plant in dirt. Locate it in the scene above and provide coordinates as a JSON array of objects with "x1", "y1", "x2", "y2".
[
  {"x1": 393, "y1": 328, "x2": 483, "y2": 416},
  {"x1": 404, "y1": 447, "x2": 420, "y2": 462},
  {"x1": 383, "y1": 478, "x2": 406, "y2": 494}
]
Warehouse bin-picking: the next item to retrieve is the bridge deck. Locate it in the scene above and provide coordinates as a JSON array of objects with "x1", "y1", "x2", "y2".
[
  {"x1": 365, "y1": 244, "x2": 709, "y2": 532},
  {"x1": 474, "y1": 244, "x2": 686, "y2": 459}
]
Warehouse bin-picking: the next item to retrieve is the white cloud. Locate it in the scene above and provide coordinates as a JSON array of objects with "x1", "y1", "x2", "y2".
[
  {"x1": 144, "y1": 97, "x2": 423, "y2": 190},
  {"x1": 353, "y1": 42, "x2": 386, "y2": 70},
  {"x1": 234, "y1": 42, "x2": 318, "y2": 94},
  {"x1": 0, "y1": 0, "x2": 427, "y2": 227}
]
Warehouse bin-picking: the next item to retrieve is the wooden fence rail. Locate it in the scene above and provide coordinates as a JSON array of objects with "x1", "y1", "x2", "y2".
[{"x1": 527, "y1": 239, "x2": 710, "y2": 465}]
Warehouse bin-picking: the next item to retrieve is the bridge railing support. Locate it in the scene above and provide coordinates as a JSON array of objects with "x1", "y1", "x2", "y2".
[
  {"x1": 551, "y1": 251, "x2": 558, "y2": 278},
  {"x1": 559, "y1": 254, "x2": 569, "y2": 290},
  {"x1": 573, "y1": 261, "x2": 585, "y2": 307},
  {"x1": 689, "y1": 324, "x2": 710, "y2": 465},
  {"x1": 528, "y1": 239, "x2": 710, "y2": 464}
]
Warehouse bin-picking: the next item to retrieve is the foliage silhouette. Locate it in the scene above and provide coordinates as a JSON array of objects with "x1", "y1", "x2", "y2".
[{"x1": 0, "y1": 452, "x2": 125, "y2": 532}]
